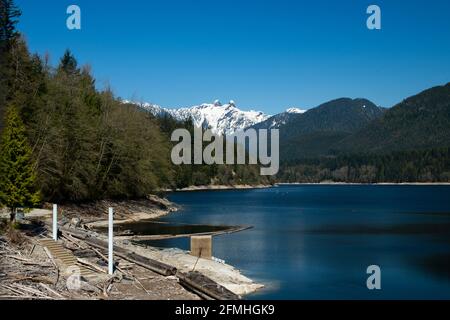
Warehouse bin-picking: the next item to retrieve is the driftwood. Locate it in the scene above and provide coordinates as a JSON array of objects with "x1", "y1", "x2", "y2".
[
  {"x1": 177, "y1": 271, "x2": 240, "y2": 300},
  {"x1": 10, "y1": 283, "x2": 55, "y2": 299},
  {"x1": 0, "y1": 236, "x2": 66, "y2": 301},
  {"x1": 9, "y1": 275, "x2": 55, "y2": 284},
  {"x1": 4, "y1": 255, "x2": 36, "y2": 263},
  {"x1": 0, "y1": 295, "x2": 35, "y2": 299},
  {"x1": 63, "y1": 229, "x2": 146, "y2": 279},
  {"x1": 60, "y1": 226, "x2": 241, "y2": 300},
  {"x1": 39, "y1": 283, "x2": 66, "y2": 299},
  {"x1": 90, "y1": 247, "x2": 131, "y2": 276},
  {"x1": 77, "y1": 258, "x2": 108, "y2": 274},
  {"x1": 83, "y1": 243, "x2": 153, "y2": 297},
  {"x1": 116, "y1": 226, "x2": 253, "y2": 242},
  {"x1": 1, "y1": 236, "x2": 108, "y2": 300},
  {"x1": 61, "y1": 227, "x2": 177, "y2": 276},
  {"x1": 43, "y1": 247, "x2": 57, "y2": 268},
  {"x1": 29, "y1": 244, "x2": 36, "y2": 256},
  {"x1": 4, "y1": 255, "x2": 53, "y2": 268},
  {"x1": 102, "y1": 277, "x2": 115, "y2": 298}
]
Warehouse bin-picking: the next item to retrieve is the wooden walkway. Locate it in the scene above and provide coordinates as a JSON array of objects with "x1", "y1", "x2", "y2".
[{"x1": 39, "y1": 239, "x2": 102, "y2": 282}]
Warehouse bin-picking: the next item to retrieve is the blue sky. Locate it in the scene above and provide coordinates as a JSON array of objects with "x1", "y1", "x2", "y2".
[{"x1": 15, "y1": 0, "x2": 450, "y2": 114}]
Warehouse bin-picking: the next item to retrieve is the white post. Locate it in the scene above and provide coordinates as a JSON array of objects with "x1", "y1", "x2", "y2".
[
  {"x1": 52, "y1": 204, "x2": 58, "y2": 241},
  {"x1": 108, "y1": 207, "x2": 114, "y2": 275}
]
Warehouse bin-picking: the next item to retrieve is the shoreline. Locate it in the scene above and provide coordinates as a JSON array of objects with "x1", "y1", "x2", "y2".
[
  {"x1": 80, "y1": 196, "x2": 264, "y2": 297},
  {"x1": 164, "y1": 182, "x2": 450, "y2": 194},
  {"x1": 85, "y1": 209, "x2": 173, "y2": 229},
  {"x1": 276, "y1": 182, "x2": 450, "y2": 186},
  {"x1": 167, "y1": 184, "x2": 272, "y2": 192},
  {"x1": 114, "y1": 236, "x2": 264, "y2": 296},
  {"x1": 3, "y1": 194, "x2": 264, "y2": 298}
]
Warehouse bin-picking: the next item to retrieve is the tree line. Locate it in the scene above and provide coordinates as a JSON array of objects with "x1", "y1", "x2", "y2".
[{"x1": 278, "y1": 148, "x2": 450, "y2": 183}]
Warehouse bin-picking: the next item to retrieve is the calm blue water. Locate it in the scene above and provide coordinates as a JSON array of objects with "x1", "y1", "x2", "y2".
[{"x1": 153, "y1": 185, "x2": 450, "y2": 299}]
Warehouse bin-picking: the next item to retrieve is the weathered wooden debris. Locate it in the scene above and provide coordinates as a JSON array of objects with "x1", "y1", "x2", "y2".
[
  {"x1": 60, "y1": 226, "x2": 177, "y2": 277},
  {"x1": 177, "y1": 271, "x2": 240, "y2": 301},
  {"x1": 60, "y1": 226, "x2": 241, "y2": 300}
]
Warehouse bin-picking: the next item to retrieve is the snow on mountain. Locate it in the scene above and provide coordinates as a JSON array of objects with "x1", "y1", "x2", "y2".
[
  {"x1": 132, "y1": 100, "x2": 270, "y2": 135},
  {"x1": 250, "y1": 107, "x2": 308, "y2": 130},
  {"x1": 286, "y1": 107, "x2": 306, "y2": 114}
]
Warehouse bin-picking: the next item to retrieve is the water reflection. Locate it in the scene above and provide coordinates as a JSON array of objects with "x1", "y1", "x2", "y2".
[{"x1": 413, "y1": 253, "x2": 450, "y2": 281}]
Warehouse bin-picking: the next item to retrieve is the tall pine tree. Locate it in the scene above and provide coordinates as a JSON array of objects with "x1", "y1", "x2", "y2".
[
  {"x1": 58, "y1": 49, "x2": 78, "y2": 74},
  {"x1": 0, "y1": 105, "x2": 40, "y2": 221},
  {"x1": 0, "y1": 0, "x2": 20, "y2": 48},
  {"x1": 0, "y1": 0, "x2": 21, "y2": 132}
]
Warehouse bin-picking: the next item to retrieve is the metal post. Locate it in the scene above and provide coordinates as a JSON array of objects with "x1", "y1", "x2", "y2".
[
  {"x1": 108, "y1": 207, "x2": 114, "y2": 275},
  {"x1": 53, "y1": 204, "x2": 58, "y2": 241}
]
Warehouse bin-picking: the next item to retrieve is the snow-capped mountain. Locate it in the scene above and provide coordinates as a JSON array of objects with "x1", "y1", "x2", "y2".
[
  {"x1": 251, "y1": 107, "x2": 307, "y2": 130},
  {"x1": 286, "y1": 107, "x2": 306, "y2": 114},
  {"x1": 132, "y1": 100, "x2": 270, "y2": 135}
]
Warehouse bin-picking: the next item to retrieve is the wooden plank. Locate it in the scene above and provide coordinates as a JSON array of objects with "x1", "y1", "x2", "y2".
[{"x1": 177, "y1": 271, "x2": 240, "y2": 300}]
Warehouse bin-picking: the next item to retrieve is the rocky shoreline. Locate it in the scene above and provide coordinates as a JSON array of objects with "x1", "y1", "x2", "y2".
[
  {"x1": 0, "y1": 193, "x2": 264, "y2": 300},
  {"x1": 172, "y1": 184, "x2": 272, "y2": 192},
  {"x1": 276, "y1": 182, "x2": 450, "y2": 186}
]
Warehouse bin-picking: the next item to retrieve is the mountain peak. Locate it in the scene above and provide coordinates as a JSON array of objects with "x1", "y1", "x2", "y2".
[
  {"x1": 133, "y1": 100, "x2": 270, "y2": 135},
  {"x1": 286, "y1": 107, "x2": 306, "y2": 114}
]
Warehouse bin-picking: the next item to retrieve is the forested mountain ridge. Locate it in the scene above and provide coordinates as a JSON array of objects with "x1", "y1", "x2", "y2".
[
  {"x1": 267, "y1": 84, "x2": 449, "y2": 163},
  {"x1": 338, "y1": 83, "x2": 450, "y2": 153},
  {"x1": 281, "y1": 98, "x2": 384, "y2": 135},
  {"x1": 252, "y1": 98, "x2": 383, "y2": 134},
  {"x1": 265, "y1": 98, "x2": 386, "y2": 160},
  {"x1": 278, "y1": 84, "x2": 450, "y2": 183}
]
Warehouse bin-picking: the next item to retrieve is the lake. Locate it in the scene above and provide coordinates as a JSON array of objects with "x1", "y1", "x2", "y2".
[{"x1": 151, "y1": 185, "x2": 450, "y2": 299}]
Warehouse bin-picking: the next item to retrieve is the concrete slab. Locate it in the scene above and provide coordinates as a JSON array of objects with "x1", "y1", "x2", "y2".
[{"x1": 190, "y1": 236, "x2": 212, "y2": 260}]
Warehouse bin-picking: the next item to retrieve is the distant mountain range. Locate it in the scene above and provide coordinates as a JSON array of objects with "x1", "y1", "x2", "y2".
[
  {"x1": 252, "y1": 83, "x2": 450, "y2": 161},
  {"x1": 125, "y1": 100, "x2": 308, "y2": 135},
  {"x1": 251, "y1": 98, "x2": 386, "y2": 159},
  {"x1": 127, "y1": 82, "x2": 450, "y2": 163},
  {"x1": 276, "y1": 83, "x2": 450, "y2": 161}
]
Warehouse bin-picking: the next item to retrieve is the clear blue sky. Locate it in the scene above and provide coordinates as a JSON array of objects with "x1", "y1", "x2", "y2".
[{"x1": 15, "y1": 0, "x2": 450, "y2": 114}]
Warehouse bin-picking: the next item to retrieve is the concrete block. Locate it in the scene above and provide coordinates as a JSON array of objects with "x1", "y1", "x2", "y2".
[{"x1": 190, "y1": 235, "x2": 212, "y2": 259}]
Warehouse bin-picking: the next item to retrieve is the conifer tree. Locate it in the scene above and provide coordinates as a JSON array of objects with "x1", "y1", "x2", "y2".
[
  {"x1": 0, "y1": 0, "x2": 21, "y2": 132},
  {"x1": 0, "y1": 105, "x2": 40, "y2": 221},
  {"x1": 58, "y1": 49, "x2": 78, "y2": 74},
  {"x1": 0, "y1": 0, "x2": 21, "y2": 47}
]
